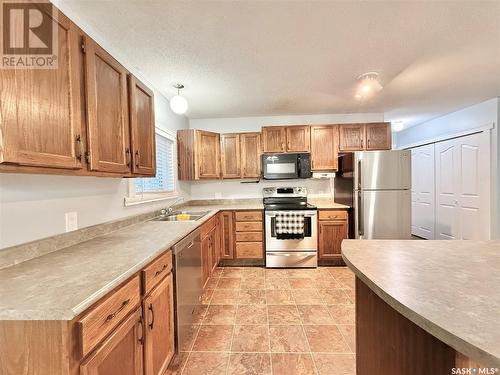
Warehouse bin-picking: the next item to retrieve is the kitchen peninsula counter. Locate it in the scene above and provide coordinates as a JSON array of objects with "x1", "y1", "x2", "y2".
[{"x1": 342, "y1": 239, "x2": 500, "y2": 371}]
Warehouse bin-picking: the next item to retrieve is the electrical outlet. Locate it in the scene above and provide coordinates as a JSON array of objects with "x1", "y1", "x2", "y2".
[{"x1": 65, "y1": 212, "x2": 78, "y2": 232}]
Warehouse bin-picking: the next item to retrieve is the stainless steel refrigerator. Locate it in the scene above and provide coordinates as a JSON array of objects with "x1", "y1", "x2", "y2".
[{"x1": 335, "y1": 150, "x2": 411, "y2": 239}]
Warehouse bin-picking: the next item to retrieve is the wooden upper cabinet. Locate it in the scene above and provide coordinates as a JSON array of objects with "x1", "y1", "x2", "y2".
[
  {"x1": 310, "y1": 125, "x2": 338, "y2": 171},
  {"x1": 84, "y1": 36, "x2": 131, "y2": 174},
  {"x1": 197, "y1": 130, "x2": 221, "y2": 179},
  {"x1": 262, "y1": 126, "x2": 286, "y2": 153},
  {"x1": 80, "y1": 308, "x2": 144, "y2": 375},
  {"x1": 143, "y1": 274, "x2": 175, "y2": 375},
  {"x1": 240, "y1": 132, "x2": 261, "y2": 178},
  {"x1": 0, "y1": 10, "x2": 85, "y2": 169},
  {"x1": 366, "y1": 122, "x2": 392, "y2": 150},
  {"x1": 129, "y1": 75, "x2": 156, "y2": 176},
  {"x1": 339, "y1": 124, "x2": 365, "y2": 151},
  {"x1": 286, "y1": 126, "x2": 310, "y2": 152},
  {"x1": 220, "y1": 134, "x2": 241, "y2": 179}
]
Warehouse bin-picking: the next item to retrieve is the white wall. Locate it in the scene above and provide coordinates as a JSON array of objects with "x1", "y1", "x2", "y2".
[
  {"x1": 0, "y1": 3, "x2": 190, "y2": 249},
  {"x1": 189, "y1": 112, "x2": 384, "y2": 199},
  {"x1": 395, "y1": 97, "x2": 499, "y2": 239}
]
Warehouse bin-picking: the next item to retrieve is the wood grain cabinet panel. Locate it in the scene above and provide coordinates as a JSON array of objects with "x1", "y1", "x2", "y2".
[
  {"x1": 80, "y1": 308, "x2": 144, "y2": 375},
  {"x1": 262, "y1": 126, "x2": 286, "y2": 153},
  {"x1": 0, "y1": 10, "x2": 85, "y2": 169},
  {"x1": 197, "y1": 130, "x2": 220, "y2": 179},
  {"x1": 142, "y1": 251, "x2": 172, "y2": 295},
  {"x1": 143, "y1": 274, "x2": 175, "y2": 375},
  {"x1": 240, "y1": 133, "x2": 262, "y2": 178},
  {"x1": 235, "y1": 222, "x2": 262, "y2": 232},
  {"x1": 220, "y1": 134, "x2": 241, "y2": 178},
  {"x1": 235, "y1": 242, "x2": 263, "y2": 259},
  {"x1": 366, "y1": 122, "x2": 392, "y2": 150},
  {"x1": 235, "y1": 211, "x2": 262, "y2": 222},
  {"x1": 84, "y1": 37, "x2": 131, "y2": 174},
  {"x1": 339, "y1": 124, "x2": 365, "y2": 151},
  {"x1": 318, "y1": 210, "x2": 348, "y2": 221},
  {"x1": 310, "y1": 125, "x2": 338, "y2": 171},
  {"x1": 286, "y1": 126, "x2": 310, "y2": 152},
  {"x1": 318, "y1": 221, "x2": 348, "y2": 262},
  {"x1": 129, "y1": 75, "x2": 155, "y2": 176},
  {"x1": 220, "y1": 211, "x2": 235, "y2": 259}
]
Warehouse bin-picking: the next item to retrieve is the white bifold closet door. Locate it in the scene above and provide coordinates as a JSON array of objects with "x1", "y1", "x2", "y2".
[
  {"x1": 411, "y1": 144, "x2": 435, "y2": 239},
  {"x1": 435, "y1": 132, "x2": 490, "y2": 240}
]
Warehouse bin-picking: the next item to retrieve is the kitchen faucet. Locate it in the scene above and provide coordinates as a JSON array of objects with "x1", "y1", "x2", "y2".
[{"x1": 160, "y1": 197, "x2": 185, "y2": 216}]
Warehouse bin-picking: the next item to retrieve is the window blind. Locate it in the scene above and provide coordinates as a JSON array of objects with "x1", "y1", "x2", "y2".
[{"x1": 135, "y1": 133, "x2": 175, "y2": 194}]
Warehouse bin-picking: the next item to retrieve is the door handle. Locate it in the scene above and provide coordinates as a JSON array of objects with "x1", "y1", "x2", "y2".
[
  {"x1": 137, "y1": 315, "x2": 144, "y2": 345},
  {"x1": 135, "y1": 150, "x2": 140, "y2": 167},
  {"x1": 125, "y1": 148, "x2": 131, "y2": 167},
  {"x1": 357, "y1": 159, "x2": 362, "y2": 190},
  {"x1": 358, "y1": 190, "x2": 364, "y2": 237},
  {"x1": 148, "y1": 303, "x2": 155, "y2": 330}
]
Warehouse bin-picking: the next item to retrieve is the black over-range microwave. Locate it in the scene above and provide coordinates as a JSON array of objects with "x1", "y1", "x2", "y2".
[{"x1": 262, "y1": 153, "x2": 312, "y2": 180}]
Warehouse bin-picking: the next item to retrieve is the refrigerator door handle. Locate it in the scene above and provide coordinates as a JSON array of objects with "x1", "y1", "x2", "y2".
[
  {"x1": 358, "y1": 190, "x2": 364, "y2": 237},
  {"x1": 357, "y1": 159, "x2": 362, "y2": 190}
]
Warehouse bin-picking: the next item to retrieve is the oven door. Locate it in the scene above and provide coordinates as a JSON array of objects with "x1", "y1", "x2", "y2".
[
  {"x1": 264, "y1": 210, "x2": 318, "y2": 251},
  {"x1": 262, "y1": 154, "x2": 299, "y2": 180}
]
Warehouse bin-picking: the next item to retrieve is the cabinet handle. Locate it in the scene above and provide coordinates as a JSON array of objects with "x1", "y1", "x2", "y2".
[
  {"x1": 138, "y1": 315, "x2": 144, "y2": 345},
  {"x1": 105, "y1": 298, "x2": 130, "y2": 322},
  {"x1": 125, "y1": 148, "x2": 131, "y2": 167},
  {"x1": 361, "y1": 139, "x2": 364, "y2": 149},
  {"x1": 154, "y1": 264, "x2": 167, "y2": 277},
  {"x1": 148, "y1": 303, "x2": 155, "y2": 330},
  {"x1": 76, "y1": 135, "x2": 84, "y2": 162},
  {"x1": 367, "y1": 139, "x2": 370, "y2": 148},
  {"x1": 135, "y1": 151, "x2": 140, "y2": 167}
]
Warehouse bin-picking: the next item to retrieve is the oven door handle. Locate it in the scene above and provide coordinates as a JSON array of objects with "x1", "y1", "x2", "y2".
[
  {"x1": 265, "y1": 212, "x2": 317, "y2": 217},
  {"x1": 267, "y1": 252, "x2": 317, "y2": 257}
]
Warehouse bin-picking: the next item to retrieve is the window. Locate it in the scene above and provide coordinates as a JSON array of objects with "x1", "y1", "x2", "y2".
[{"x1": 125, "y1": 129, "x2": 177, "y2": 206}]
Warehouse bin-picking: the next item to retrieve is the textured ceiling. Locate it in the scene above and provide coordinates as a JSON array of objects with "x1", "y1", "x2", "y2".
[{"x1": 59, "y1": 0, "x2": 500, "y2": 127}]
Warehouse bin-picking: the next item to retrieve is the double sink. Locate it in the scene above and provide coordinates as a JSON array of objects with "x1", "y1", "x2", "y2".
[{"x1": 150, "y1": 210, "x2": 211, "y2": 222}]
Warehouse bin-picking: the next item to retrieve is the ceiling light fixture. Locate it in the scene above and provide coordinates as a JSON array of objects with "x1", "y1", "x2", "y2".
[
  {"x1": 169, "y1": 84, "x2": 188, "y2": 114},
  {"x1": 354, "y1": 72, "x2": 383, "y2": 100},
  {"x1": 392, "y1": 121, "x2": 404, "y2": 132}
]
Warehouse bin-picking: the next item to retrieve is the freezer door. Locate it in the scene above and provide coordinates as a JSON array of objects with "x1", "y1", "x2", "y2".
[
  {"x1": 354, "y1": 190, "x2": 411, "y2": 239},
  {"x1": 354, "y1": 150, "x2": 411, "y2": 190}
]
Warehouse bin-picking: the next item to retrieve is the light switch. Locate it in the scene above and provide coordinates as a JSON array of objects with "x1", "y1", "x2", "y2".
[{"x1": 65, "y1": 212, "x2": 78, "y2": 232}]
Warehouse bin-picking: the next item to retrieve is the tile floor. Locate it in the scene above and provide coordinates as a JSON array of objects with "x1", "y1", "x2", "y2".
[{"x1": 166, "y1": 266, "x2": 356, "y2": 375}]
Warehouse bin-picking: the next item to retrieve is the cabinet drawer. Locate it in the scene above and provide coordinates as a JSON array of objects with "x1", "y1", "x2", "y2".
[
  {"x1": 201, "y1": 216, "x2": 217, "y2": 238},
  {"x1": 235, "y1": 211, "x2": 262, "y2": 222},
  {"x1": 142, "y1": 250, "x2": 172, "y2": 295},
  {"x1": 319, "y1": 210, "x2": 348, "y2": 221},
  {"x1": 235, "y1": 232, "x2": 262, "y2": 242},
  {"x1": 78, "y1": 276, "x2": 141, "y2": 356},
  {"x1": 235, "y1": 221, "x2": 263, "y2": 232},
  {"x1": 236, "y1": 242, "x2": 263, "y2": 259}
]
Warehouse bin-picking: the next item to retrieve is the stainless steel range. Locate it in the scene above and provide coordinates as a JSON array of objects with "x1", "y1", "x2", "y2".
[{"x1": 263, "y1": 187, "x2": 318, "y2": 268}]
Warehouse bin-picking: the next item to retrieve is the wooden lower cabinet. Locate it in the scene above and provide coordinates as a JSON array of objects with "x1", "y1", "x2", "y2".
[
  {"x1": 80, "y1": 308, "x2": 144, "y2": 375},
  {"x1": 220, "y1": 211, "x2": 235, "y2": 260},
  {"x1": 234, "y1": 210, "x2": 264, "y2": 260},
  {"x1": 318, "y1": 210, "x2": 349, "y2": 265},
  {"x1": 143, "y1": 274, "x2": 175, "y2": 375}
]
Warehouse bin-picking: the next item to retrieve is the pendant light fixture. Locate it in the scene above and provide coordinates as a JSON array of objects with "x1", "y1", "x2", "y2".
[
  {"x1": 169, "y1": 84, "x2": 188, "y2": 114},
  {"x1": 354, "y1": 72, "x2": 383, "y2": 100}
]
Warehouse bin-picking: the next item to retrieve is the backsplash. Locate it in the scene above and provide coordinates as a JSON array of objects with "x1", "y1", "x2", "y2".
[{"x1": 189, "y1": 178, "x2": 334, "y2": 200}]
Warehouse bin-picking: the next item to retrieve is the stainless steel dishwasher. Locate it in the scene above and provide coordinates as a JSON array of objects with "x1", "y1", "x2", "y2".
[{"x1": 172, "y1": 228, "x2": 202, "y2": 352}]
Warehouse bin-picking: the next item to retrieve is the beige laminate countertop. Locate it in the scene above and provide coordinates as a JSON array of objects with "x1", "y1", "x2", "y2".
[
  {"x1": 342, "y1": 239, "x2": 500, "y2": 367},
  {"x1": 0, "y1": 199, "x2": 347, "y2": 321}
]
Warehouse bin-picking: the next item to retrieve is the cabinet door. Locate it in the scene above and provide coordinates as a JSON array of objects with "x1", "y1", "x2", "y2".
[
  {"x1": 220, "y1": 211, "x2": 235, "y2": 259},
  {"x1": 0, "y1": 11, "x2": 84, "y2": 169},
  {"x1": 220, "y1": 134, "x2": 241, "y2": 178},
  {"x1": 286, "y1": 126, "x2": 310, "y2": 152},
  {"x1": 318, "y1": 221, "x2": 348, "y2": 261},
  {"x1": 197, "y1": 131, "x2": 220, "y2": 179},
  {"x1": 262, "y1": 126, "x2": 286, "y2": 153},
  {"x1": 84, "y1": 37, "x2": 130, "y2": 174},
  {"x1": 201, "y1": 234, "x2": 211, "y2": 287},
  {"x1": 144, "y1": 274, "x2": 175, "y2": 375},
  {"x1": 310, "y1": 125, "x2": 338, "y2": 171},
  {"x1": 339, "y1": 124, "x2": 365, "y2": 151},
  {"x1": 80, "y1": 308, "x2": 143, "y2": 375},
  {"x1": 129, "y1": 75, "x2": 156, "y2": 176},
  {"x1": 366, "y1": 123, "x2": 391, "y2": 150},
  {"x1": 240, "y1": 133, "x2": 261, "y2": 178}
]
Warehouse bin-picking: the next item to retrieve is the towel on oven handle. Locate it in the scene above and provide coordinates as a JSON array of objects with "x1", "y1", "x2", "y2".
[{"x1": 275, "y1": 211, "x2": 305, "y2": 239}]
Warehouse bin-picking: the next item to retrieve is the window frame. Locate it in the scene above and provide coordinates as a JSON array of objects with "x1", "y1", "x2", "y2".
[{"x1": 124, "y1": 128, "x2": 178, "y2": 206}]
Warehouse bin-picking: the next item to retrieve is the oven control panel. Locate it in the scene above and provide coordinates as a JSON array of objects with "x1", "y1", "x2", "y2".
[{"x1": 263, "y1": 187, "x2": 308, "y2": 198}]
